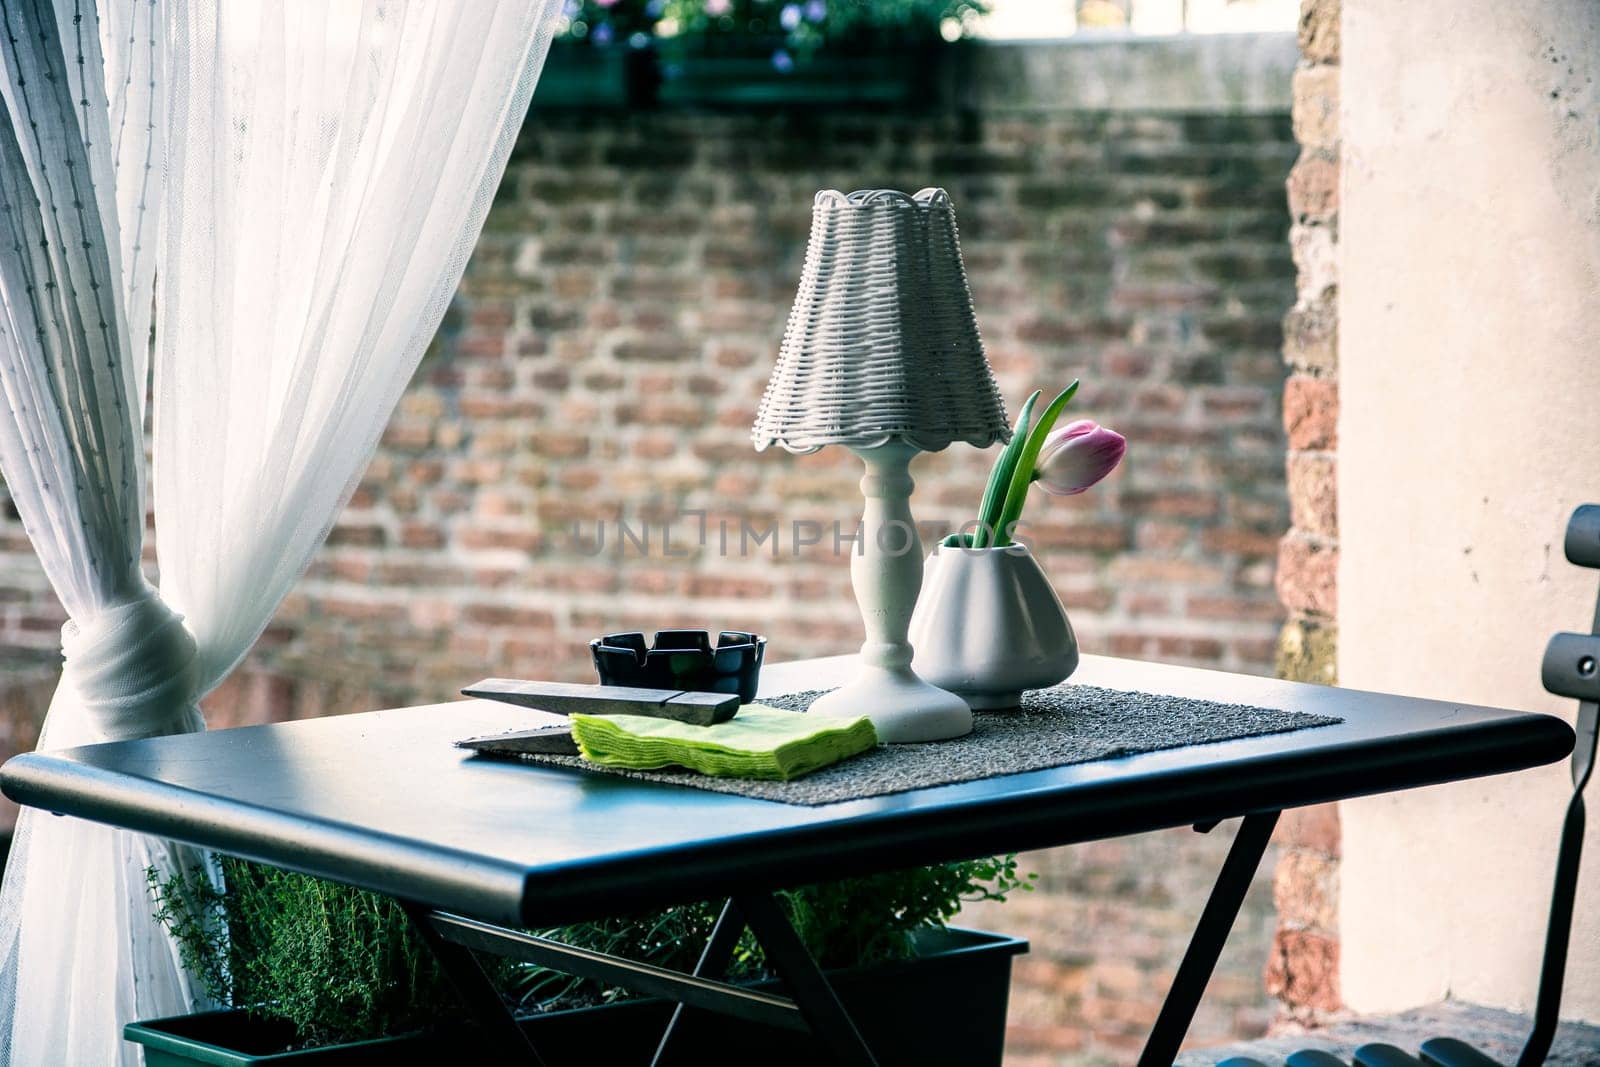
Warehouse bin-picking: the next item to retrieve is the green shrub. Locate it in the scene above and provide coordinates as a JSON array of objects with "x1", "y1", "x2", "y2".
[
  {"x1": 150, "y1": 854, "x2": 1030, "y2": 1049},
  {"x1": 559, "y1": 0, "x2": 990, "y2": 53},
  {"x1": 149, "y1": 859, "x2": 459, "y2": 1048},
  {"x1": 510, "y1": 853, "x2": 1031, "y2": 1011}
]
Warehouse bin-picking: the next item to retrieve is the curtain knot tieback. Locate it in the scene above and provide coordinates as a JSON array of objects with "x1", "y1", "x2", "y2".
[{"x1": 60, "y1": 582, "x2": 200, "y2": 742}]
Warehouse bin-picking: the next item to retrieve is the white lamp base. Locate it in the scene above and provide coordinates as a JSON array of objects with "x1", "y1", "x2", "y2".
[
  {"x1": 808, "y1": 441, "x2": 974, "y2": 744},
  {"x1": 808, "y1": 664, "x2": 973, "y2": 743}
]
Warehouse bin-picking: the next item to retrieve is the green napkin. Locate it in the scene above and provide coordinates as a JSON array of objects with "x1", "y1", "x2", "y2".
[{"x1": 570, "y1": 705, "x2": 878, "y2": 781}]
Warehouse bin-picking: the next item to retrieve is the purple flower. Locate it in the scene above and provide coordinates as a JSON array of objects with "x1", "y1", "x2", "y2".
[
  {"x1": 779, "y1": 3, "x2": 802, "y2": 30},
  {"x1": 804, "y1": 0, "x2": 827, "y2": 21},
  {"x1": 1033, "y1": 419, "x2": 1126, "y2": 496},
  {"x1": 592, "y1": 21, "x2": 615, "y2": 43},
  {"x1": 771, "y1": 48, "x2": 795, "y2": 72}
]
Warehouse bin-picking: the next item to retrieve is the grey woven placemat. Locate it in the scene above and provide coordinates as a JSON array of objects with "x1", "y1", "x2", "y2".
[{"x1": 485, "y1": 683, "x2": 1340, "y2": 807}]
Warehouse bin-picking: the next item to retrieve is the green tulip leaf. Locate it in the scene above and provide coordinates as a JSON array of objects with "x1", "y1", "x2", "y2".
[
  {"x1": 974, "y1": 390, "x2": 1039, "y2": 548},
  {"x1": 993, "y1": 380, "x2": 1080, "y2": 547}
]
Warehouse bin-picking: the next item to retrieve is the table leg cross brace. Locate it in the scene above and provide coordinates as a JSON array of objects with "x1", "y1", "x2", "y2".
[
  {"x1": 405, "y1": 892, "x2": 879, "y2": 1066},
  {"x1": 1138, "y1": 809, "x2": 1282, "y2": 1067}
]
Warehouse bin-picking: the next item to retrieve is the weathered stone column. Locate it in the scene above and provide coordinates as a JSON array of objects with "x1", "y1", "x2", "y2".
[{"x1": 1268, "y1": 0, "x2": 1343, "y2": 1023}]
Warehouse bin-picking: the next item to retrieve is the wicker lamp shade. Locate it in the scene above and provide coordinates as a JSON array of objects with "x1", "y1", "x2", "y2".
[{"x1": 752, "y1": 188, "x2": 1011, "y2": 455}]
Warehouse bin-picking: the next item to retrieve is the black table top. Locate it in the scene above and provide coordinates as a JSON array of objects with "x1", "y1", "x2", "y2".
[{"x1": 0, "y1": 655, "x2": 1574, "y2": 927}]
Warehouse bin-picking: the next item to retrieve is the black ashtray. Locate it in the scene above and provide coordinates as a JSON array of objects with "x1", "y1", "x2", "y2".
[{"x1": 591, "y1": 630, "x2": 766, "y2": 703}]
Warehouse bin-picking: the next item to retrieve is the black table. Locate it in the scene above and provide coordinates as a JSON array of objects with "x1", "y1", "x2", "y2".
[{"x1": 0, "y1": 654, "x2": 1575, "y2": 1066}]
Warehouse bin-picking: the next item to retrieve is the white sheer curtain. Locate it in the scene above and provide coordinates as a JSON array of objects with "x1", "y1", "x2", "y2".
[{"x1": 0, "y1": 3, "x2": 560, "y2": 1063}]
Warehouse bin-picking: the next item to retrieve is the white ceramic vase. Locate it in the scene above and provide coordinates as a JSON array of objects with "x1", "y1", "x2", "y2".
[{"x1": 908, "y1": 544, "x2": 1079, "y2": 710}]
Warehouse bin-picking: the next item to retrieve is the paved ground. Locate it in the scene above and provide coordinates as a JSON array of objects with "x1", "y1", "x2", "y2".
[{"x1": 1180, "y1": 1002, "x2": 1600, "y2": 1067}]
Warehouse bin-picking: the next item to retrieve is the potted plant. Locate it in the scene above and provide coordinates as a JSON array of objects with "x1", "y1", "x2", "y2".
[
  {"x1": 130, "y1": 855, "x2": 1030, "y2": 1064},
  {"x1": 652, "y1": 0, "x2": 985, "y2": 109},
  {"x1": 910, "y1": 383, "x2": 1126, "y2": 709},
  {"x1": 532, "y1": 0, "x2": 660, "y2": 111}
]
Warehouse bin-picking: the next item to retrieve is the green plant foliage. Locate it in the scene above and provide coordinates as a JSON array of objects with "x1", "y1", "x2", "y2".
[
  {"x1": 149, "y1": 859, "x2": 464, "y2": 1049},
  {"x1": 559, "y1": 0, "x2": 989, "y2": 53},
  {"x1": 513, "y1": 853, "x2": 1032, "y2": 1011},
  {"x1": 781, "y1": 853, "x2": 1029, "y2": 970},
  {"x1": 558, "y1": 0, "x2": 659, "y2": 47},
  {"x1": 656, "y1": 0, "x2": 988, "y2": 53},
  {"x1": 151, "y1": 854, "x2": 1031, "y2": 1049}
]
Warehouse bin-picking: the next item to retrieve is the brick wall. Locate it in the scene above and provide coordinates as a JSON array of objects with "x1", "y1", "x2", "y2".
[
  {"x1": 1268, "y1": 0, "x2": 1343, "y2": 1022},
  {"x1": 0, "y1": 39, "x2": 1300, "y2": 1062},
  {"x1": 961, "y1": 820, "x2": 1281, "y2": 1064},
  {"x1": 200, "y1": 108, "x2": 1296, "y2": 708}
]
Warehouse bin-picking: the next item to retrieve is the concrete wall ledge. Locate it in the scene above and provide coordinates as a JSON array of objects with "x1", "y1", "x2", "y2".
[{"x1": 965, "y1": 33, "x2": 1297, "y2": 114}]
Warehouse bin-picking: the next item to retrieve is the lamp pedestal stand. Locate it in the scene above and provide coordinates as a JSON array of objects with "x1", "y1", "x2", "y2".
[{"x1": 808, "y1": 441, "x2": 973, "y2": 743}]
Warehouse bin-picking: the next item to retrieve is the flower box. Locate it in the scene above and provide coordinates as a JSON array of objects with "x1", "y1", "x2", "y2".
[
  {"x1": 531, "y1": 41, "x2": 658, "y2": 111},
  {"x1": 124, "y1": 926, "x2": 1026, "y2": 1066},
  {"x1": 655, "y1": 40, "x2": 951, "y2": 109}
]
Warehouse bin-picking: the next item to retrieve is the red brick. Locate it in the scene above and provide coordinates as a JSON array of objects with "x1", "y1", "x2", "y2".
[
  {"x1": 685, "y1": 575, "x2": 776, "y2": 599},
  {"x1": 458, "y1": 528, "x2": 542, "y2": 553},
  {"x1": 1284, "y1": 374, "x2": 1338, "y2": 451},
  {"x1": 456, "y1": 395, "x2": 535, "y2": 420},
  {"x1": 1275, "y1": 534, "x2": 1337, "y2": 617},
  {"x1": 322, "y1": 558, "x2": 372, "y2": 583},
  {"x1": 458, "y1": 335, "x2": 507, "y2": 359},
  {"x1": 615, "y1": 339, "x2": 700, "y2": 362},
  {"x1": 1265, "y1": 929, "x2": 1341, "y2": 1014},
  {"x1": 462, "y1": 604, "x2": 556, "y2": 629},
  {"x1": 617, "y1": 401, "x2": 703, "y2": 428},
  {"x1": 1201, "y1": 527, "x2": 1281, "y2": 558},
  {"x1": 1110, "y1": 557, "x2": 1226, "y2": 587},
  {"x1": 1122, "y1": 491, "x2": 1219, "y2": 520},
  {"x1": 1155, "y1": 635, "x2": 1226, "y2": 660},
  {"x1": 1287, "y1": 153, "x2": 1339, "y2": 221},
  {"x1": 400, "y1": 524, "x2": 447, "y2": 550},
  {"x1": 1202, "y1": 387, "x2": 1270, "y2": 419},
  {"x1": 1027, "y1": 522, "x2": 1130, "y2": 552},
  {"x1": 325, "y1": 523, "x2": 386, "y2": 548},
  {"x1": 318, "y1": 598, "x2": 407, "y2": 623},
  {"x1": 1060, "y1": 588, "x2": 1114, "y2": 612},
  {"x1": 528, "y1": 432, "x2": 589, "y2": 458},
  {"x1": 1136, "y1": 522, "x2": 1193, "y2": 552},
  {"x1": 1186, "y1": 595, "x2": 1285, "y2": 623},
  {"x1": 373, "y1": 562, "x2": 471, "y2": 587},
  {"x1": 1004, "y1": 1025, "x2": 1087, "y2": 1052},
  {"x1": 1102, "y1": 348, "x2": 1154, "y2": 378},
  {"x1": 1231, "y1": 635, "x2": 1280, "y2": 663},
  {"x1": 1124, "y1": 592, "x2": 1171, "y2": 617}
]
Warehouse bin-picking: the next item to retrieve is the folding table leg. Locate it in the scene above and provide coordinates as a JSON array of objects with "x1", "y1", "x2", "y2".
[
  {"x1": 1137, "y1": 809, "x2": 1281, "y2": 1067},
  {"x1": 401, "y1": 902, "x2": 548, "y2": 1066},
  {"x1": 652, "y1": 897, "x2": 746, "y2": 1067},
  {"x1": 736, "y1": 892, "x2": 880, "y2": 1067}
]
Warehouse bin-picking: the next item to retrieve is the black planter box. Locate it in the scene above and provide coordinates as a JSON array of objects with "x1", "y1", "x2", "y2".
[
  {"x1": 655, "y1": 41, "x2": 949, "y2": 110},
  {"x1": 531, "y1": 41, "x2": 658, "y2": 111},
  {"x1": 125, "y1": 926, "x2": 1026, "y2": 1066}
]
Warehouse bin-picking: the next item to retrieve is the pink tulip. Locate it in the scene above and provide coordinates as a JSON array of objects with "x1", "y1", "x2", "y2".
[{"x1": 1033, "y1": 419, "x2": 1126, "y2": 496}]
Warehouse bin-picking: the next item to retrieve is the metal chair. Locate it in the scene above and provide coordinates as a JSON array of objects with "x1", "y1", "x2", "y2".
[{"x1": 1217, "y1": 504, "x2": 1599, "y2": 1067}]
